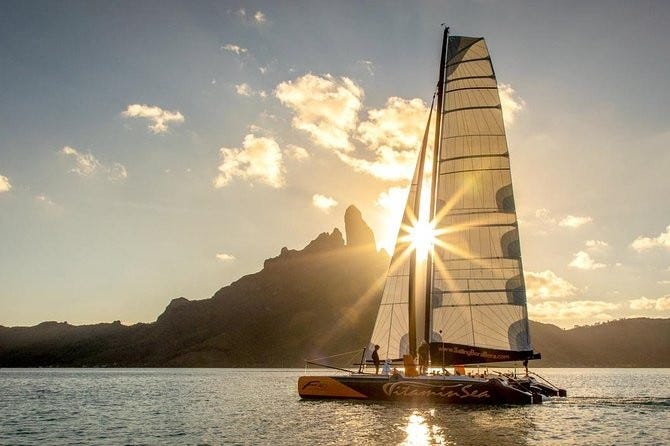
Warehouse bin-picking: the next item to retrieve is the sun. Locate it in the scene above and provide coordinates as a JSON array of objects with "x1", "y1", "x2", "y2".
[{"x1": 409, "y1": 220, "x2": 437, "y2": 258}]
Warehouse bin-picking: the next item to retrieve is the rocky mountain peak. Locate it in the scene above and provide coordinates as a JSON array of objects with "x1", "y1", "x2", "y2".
[{"x1": 344, "y1": 205, "x2": 376, "y2": 250}]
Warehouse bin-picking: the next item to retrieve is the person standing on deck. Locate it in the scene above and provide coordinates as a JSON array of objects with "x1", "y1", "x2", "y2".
[
  {"x1": 418, "y1": 340, "x2": 430, "y2": 374},
  {"x1": 372, "y1": 345, "x2": 380, "y2": 374}
]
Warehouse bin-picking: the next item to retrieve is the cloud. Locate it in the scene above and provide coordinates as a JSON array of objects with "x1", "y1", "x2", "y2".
[
  {"x1": 585, "y1": 240, "x2": 609, "y2": 249},
  {"x1": 569, "y1": 251, "x2": 606, "y2": 270},
  {"x1": 358, "y1": 60, "x2": 375, "y2": 76},
  {"x1": 631, "y1": 225, "x2": 670, "y2": 252},
  {"x1": 312, "y1": 194, "x2": 338, "y2": 213},
  {"x1": 629, "y1": 296, "x2": 670, "y2": 311},
  {"x1": 233, "y1": 9, "x2": 267, "y2": 25},
  {"x1": 534, "y1": 208, "x2": 556, "y2": 225},
  {"x1": 216, "y1": 253, "x2": 235, "y2": 261},
  {"x1": 275, "y1": 74, "x2": 363, "y2": 152},
  {"x1": 525, "y1": 270, "x2": 577, "y2": 300},
  {"x1": 235, "y1": 83, "x2": 267, "y2": 98},
  {"x1": 60, "y1": 146, "x2": 128, "y2": 181},
  {"x1": 253, "y1": 11, "x2": 266, "y2": 24},
  {"x1": 122, "y1": 104, "x2": 184, "y2": 134},
  {"x1": 222, "y1": 43, "x2": 248, "y2": 55},
  {"x1": 375, "y1": 186, "x2": 410, "y2": 253},
  {"x1": 214, "y1": 134, "x2": 285, "y2": 188},
  {"x1": 0, "y1": 174, "x2": 11, "y2": 192},
  {"x1": 275, "y1": 75, "x2": 433, "y2": 181},
  {"x1": 532, "y1": 209, "x2": 593, "y2": 231},
  {"x1": 559, "y1": 215, "x2": 593, "y2": 228},
  {"x1": 346, "y1": 96, "x2": 430, "y2": 180},
  {"x1": 34, "y1": 194, "x2": 63, "y2": 210},
  {"x1": 286, "y1": 144, "x2": 310, "y2": 161},
  {"x1": 336, "y1": 147, "x2": 419, "y2": 181},
  {"x1": 528, "y1": 300, "x2": 620, "y2": 323},
  {"x1": 498, "y1": 83, "x2": 526, "y2": 127}
]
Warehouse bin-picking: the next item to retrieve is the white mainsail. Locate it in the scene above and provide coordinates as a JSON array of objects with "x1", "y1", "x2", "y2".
[
  {"x1": 369, "y1": 34, "x2": 533, "y2": 366},
  {"x1": 430, "y1": 36, "x2": 531, "y2": 355}
]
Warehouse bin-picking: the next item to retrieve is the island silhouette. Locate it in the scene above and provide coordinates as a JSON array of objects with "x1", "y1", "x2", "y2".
[{"x1": 1, "y1": 205, "x2": 668, "y2": 368}]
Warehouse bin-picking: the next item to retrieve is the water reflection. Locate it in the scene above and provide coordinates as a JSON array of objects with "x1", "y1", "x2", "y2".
[
  {"x1": 402, "y1": 410, "x2": 449, "y2": 446},
  {"x1": 389, "y1": 405, "x2": 534, "y2": 446}
]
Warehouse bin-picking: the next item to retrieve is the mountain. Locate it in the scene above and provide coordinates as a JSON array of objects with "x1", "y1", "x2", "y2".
[
  {"x1": 0, "y1": 205, "x2": 388, "y2": 367},
  {"x1": 1, "y1": 205, "x2": 669, "y2": 368}
]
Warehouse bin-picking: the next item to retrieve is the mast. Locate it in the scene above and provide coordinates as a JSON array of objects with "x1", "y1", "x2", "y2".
[
  {"x1": 423, "y1": 26, "x2": 449, "y2": 343},
  {"x1": 407, "y1": 94, "x2": 435, "y2": 357}
]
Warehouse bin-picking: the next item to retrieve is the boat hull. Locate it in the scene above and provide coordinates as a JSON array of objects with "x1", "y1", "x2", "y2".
[{"x1": 298, "y1": 374, "x2": 535, "y2": 405}]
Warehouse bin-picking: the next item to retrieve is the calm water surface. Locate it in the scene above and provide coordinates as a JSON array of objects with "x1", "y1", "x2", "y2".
[{"x1": 1, "y1": 368, "x2": 668, "y2": 445}]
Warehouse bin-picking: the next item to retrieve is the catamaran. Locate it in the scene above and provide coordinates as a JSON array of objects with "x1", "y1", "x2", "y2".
[{"x1": 298, "y1": 28, "x2": 566, "y2": 404}]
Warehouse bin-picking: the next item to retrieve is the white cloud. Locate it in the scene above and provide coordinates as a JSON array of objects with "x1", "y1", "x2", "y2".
[
  {"x1": 0, "y1": 174, "x2": 11, "y2": 193},
  {"x1": 357, "y1": 97, "x2": 429, "y2": 152},
  {"x1": 559, "y1": 215, "x2": 593, "y2": 228},
  {"x1": 534, "y1": 208, "x2": 556, "y2": 225},
  {"x1": 286, "y1": 144, "x2": 310, "y2": 161},
  {"x1": 629, "y1": 296, "x2": 670, "y2": 311},
  {"x1": 528, "y1": 300, "x2": 620, "y2": 323},
  {"x1": 336, "y1": 147, "x2": 419, "y2": 181},
  {"x1": 498, "y1": 83, "x2": 526, "y2": 127},
  {"x1": 631, "y1": 225, "x2": 670, "y2": 252},
  {"x1": 375, "y1": 186, "x2": 410, "y2": 253},
  {"x1": 340, "y1": 96, "x2": 431, "y2": 181},
  {"x1": 569, "y1": 251, "x2": 606, "y2": 270},
  {"x1": 312, "y1": 194, "x2": 338, "y2": 213},
  {"x1": 233, "y1": 8, "x2": 266, "y2": 25},
  {"x1": 525, "y1": 270, "x2": 577, "y2": 300},
  {"x1": 216, "y1": 253, "x2": 235, "y2": 261},
  {"x1": 122, "y1": 104, "x2": 184, "y2": 134},
  {"x1": 253, "y1": 11, "x2": 266, "y2": 24},
  {"x1": 275, "y1": 74, "x2": 363, "y2": 152},
  {"x1": 214, "y1": 134, "x2": 285, "y2": 188},
  {"x1": 585, "y1": 240, "x2": 609, "y2": 249},
  {"x1": 659, "y1": 280, "x2": 670, "y2": 285},
  {"x1": 60, "y1": 146, "x2": 128, "y2": 181},
  {"x1": 35, "y1": 194, "x2": 56, "y2": 206},
  {"x1": 235, "y1": 83, "x2": 266, "y2": 98},
  {"x1": 358, "y1": 60, "x2": 375, "y2": 76},
  {"x1": 222, "y1": 43, "x2": 248, "y2": 55}
]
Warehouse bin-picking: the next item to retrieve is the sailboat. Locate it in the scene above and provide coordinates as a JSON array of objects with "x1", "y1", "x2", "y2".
[{"x1": 298, "y1": 28, "x2": 566, "y2": 404}]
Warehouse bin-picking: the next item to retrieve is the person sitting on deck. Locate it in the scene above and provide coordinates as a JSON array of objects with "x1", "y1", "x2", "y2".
[
  {"x1": 381, "y1": 359, "x2": 391, "y2": 375},
  {"x1": 403, "y1": 354, "x2": 419, "y2": 377}
]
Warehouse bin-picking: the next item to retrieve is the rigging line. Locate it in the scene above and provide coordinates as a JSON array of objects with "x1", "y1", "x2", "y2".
[{"x1": 307, "y1": 349, "x2": 370, "y2": 362}]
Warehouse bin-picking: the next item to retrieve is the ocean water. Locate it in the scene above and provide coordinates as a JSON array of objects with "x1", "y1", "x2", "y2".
[{"x1": 0, "y1": 368, "x2": 668, "y2": 445}]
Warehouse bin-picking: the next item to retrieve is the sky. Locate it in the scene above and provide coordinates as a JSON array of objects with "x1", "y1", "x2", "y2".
[{"x1": 1, "y1": 0, "x2": 669, "y2": 329}]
